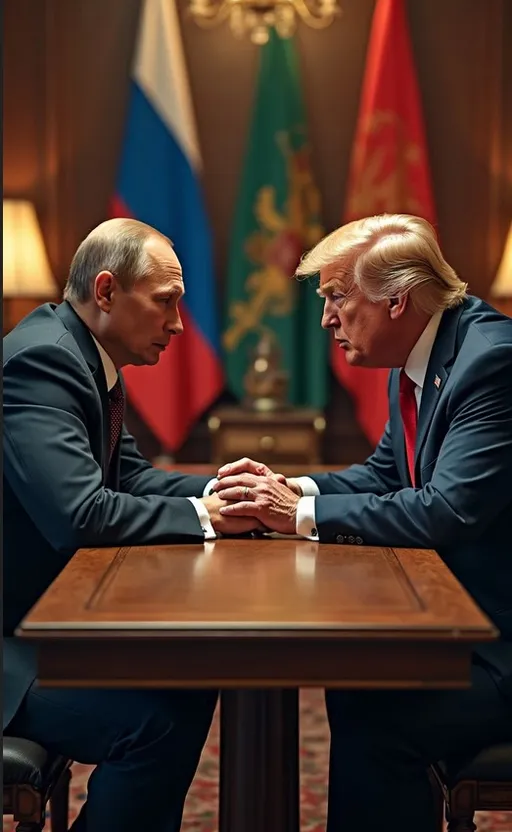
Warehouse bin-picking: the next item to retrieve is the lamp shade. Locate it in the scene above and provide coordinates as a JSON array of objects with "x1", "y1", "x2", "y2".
[
  {"x1": 3, "y1": 199, "x2": 55, "y2": 297},
  {"x1": 492, "y1": 222, "x2": 512, "y2": 297}
]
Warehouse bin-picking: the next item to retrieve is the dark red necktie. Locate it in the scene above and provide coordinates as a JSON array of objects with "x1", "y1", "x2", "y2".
[
  {"x1": 399, "y1": 370, "x2": 418, "y2": 486},
  {"x1": 108, "y1": 378, "x2": 125, "y2": 460}
]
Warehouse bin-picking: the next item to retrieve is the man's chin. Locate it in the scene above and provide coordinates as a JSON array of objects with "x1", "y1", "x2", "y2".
[
  {"x1": 346, "y1": 352, "x2": 387, "y2": 369},
  {"x1": 127, "y1": 353, "x2": 160, "y2": 367},
  {"x1": 145, "y1": 353, "x2": 161, "y2": 365},
  {"x1": 344, "y1": 349, "x2": 363, "y2": 366}
]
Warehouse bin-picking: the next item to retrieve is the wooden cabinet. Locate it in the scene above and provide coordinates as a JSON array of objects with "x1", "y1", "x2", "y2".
[{"x1": 208, "y1": 406, "x2": 325, "y2": 467}]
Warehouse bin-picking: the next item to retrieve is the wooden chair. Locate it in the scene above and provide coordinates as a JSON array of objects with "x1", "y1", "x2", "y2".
[
  {"x1": 3, "y1": 736, "x2": 72, "y2": 831},
  {"x1": 431, "y1": 742, "x2": 512, "y2": 831}
]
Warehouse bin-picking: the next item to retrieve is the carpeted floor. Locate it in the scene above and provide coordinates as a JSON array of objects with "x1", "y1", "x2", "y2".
[{"x1": 4, "y1": 689, "x2": 511, "y2": 831}]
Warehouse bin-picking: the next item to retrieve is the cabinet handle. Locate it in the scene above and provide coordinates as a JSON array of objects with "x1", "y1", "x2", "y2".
[{"x1": 259, "y1": 435, "x2": 276, "y2": 451}]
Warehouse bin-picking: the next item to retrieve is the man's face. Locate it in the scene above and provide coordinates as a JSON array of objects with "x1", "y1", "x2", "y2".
[
  {"x1": 98, "y1": 237, "x2": 185, "y2": 367},
  {"x1": 318, "y1": 261, "x2": 399, "y2": 368}
]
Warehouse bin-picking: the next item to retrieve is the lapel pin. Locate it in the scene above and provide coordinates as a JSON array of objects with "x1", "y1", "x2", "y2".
[{"x1": 434, "y1": 375, "x2": 441, "y2": 389}]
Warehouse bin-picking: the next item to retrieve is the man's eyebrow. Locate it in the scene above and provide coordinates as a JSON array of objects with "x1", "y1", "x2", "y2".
[
  {"x1": 155, "y1": 285, "x2": 185, "y2": 297},
  {"x1": 316, "y1": 280, "x2": 343, "y2": 297}
]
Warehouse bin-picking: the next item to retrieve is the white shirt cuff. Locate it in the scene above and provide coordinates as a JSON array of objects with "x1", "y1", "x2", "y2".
[
  {"x1": 291, "y1": 476, "x2": 320, "y2": 497},
  {"x1": 187, "y1": 496, "x2": 216, "y2": 539},
  {"x1": 296, "y1": 496, "x2": 319, "y2": 540},
  {"x1": 203, "y1": 477, "x2": 218, "y2": 497}
]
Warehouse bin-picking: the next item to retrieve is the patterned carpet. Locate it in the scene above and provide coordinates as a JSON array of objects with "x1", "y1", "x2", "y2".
[{"x1": 4, "y1": 689, "x2": 511, "y2": 831}]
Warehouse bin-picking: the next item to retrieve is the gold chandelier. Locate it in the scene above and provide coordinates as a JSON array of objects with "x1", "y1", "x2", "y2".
[{"x1": 188, "y1": 0, "x2": 340, "y2": 45}]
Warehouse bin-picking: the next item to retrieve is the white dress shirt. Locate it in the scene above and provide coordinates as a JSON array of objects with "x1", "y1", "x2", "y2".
[
  {"x1": 294, "y1": 311, "x2": 443, "y2": 540},
  {"x1": 92, "y1": 335, "x2": 216, "y2": 539}
]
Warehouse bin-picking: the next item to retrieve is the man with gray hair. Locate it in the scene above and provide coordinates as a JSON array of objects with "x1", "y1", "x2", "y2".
[
  {"x1": 213, "y1": 213, "x2": 512, "y2": 830},
  {"x1": 3, "y1": 217, "x2": 260, "y2": 831}
]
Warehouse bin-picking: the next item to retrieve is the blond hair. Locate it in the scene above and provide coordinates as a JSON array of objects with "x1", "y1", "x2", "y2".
[{"x1": 296, "y1": 214, "x2": 467, "y2": 314}]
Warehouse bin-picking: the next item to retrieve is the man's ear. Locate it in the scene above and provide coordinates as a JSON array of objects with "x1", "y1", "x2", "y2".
[
  {"x1": 387, "y1": 294, "x2": 408, "y2": 320},
  {"x1": 94, "y1": 271, "x2": 116, "y2": 313}
]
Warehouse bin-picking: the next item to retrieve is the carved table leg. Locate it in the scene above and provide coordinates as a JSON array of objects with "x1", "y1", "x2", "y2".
[
  {"x1": 219, "y1": 688, "x2": 300, "y2": 832},
  {"x1": 446, "y1": 781, "x2": 477, "y2": 832}
]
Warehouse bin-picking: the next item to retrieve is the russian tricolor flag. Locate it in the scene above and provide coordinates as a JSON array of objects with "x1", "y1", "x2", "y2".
[{"x1": 111, "y1": 0, "x2": 223, "y2": 452}]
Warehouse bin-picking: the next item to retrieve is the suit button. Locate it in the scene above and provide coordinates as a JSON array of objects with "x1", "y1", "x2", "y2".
[
  {"x1": 356, "y1": 536, "x2": 363, "y2": 544},
  {"x1": 348, "y1": 535, "x2": 355, "y2": 544},
  {"x1": 336, "y1": 534, "x2": 345, "y2": 544}
]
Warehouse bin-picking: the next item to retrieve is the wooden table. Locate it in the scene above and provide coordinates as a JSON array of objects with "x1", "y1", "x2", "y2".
[{"x1": 17, "y1": 539, "x2": 497, "y2": 832}]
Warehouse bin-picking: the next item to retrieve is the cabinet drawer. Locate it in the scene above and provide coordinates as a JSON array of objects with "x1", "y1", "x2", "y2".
[
  {"x1": 216, "y1": 427, "x2": 317, "y2": 461},
  {"x1": 208, "y1": 406, "x2": 325, "y2": 466}
]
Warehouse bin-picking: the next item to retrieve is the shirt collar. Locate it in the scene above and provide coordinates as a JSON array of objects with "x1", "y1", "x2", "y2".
[
  {"x1": 91, "y1": 335, "x2": 118, "y2": 391},
  {"x1": 403, "y1": 310, "x2": 443, "y2": 390}
]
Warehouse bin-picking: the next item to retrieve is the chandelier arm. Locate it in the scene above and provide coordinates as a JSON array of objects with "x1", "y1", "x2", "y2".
[
  {"x1": 289, "y1": 0, "x2": 337, "y2": 28},
  {"x1": 188, "y1": 0, "x2": 232, "y2": 27},
  {"x1": 189, "y1": 0, "x2": 340, "y2": 36}
]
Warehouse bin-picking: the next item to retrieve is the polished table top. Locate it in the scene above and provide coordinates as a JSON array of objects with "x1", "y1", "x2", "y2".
[{"x1": 19, "y1": 539, "x2": 496, "y2": 690}]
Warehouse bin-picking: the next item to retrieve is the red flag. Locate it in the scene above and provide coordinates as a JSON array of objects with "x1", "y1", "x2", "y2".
[{"x1": 334, "y1": 0, "x2": 436, "y2": 446}]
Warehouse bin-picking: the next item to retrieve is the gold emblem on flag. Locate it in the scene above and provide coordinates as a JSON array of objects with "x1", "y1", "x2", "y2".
[
  {"x1": 223, "y1": 134, "x2": 323, "y2": 352},
  {"x1": 347, "y1": 111, "x2": 424, "y2": 218}
]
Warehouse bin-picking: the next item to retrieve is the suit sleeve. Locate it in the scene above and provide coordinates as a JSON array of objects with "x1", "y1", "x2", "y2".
[
  {"x1": 3, "y1": 344, "x2": 205, "y2": 553},
  {"x1": 118, "y1": 428, "x2": 211, "y2": 498},
  {"x1": 314, "y1": 344, "x2": 512, "y2": 546},
  {"x1": 310, "y1": 419, "x2": 402, "y2": 497}
]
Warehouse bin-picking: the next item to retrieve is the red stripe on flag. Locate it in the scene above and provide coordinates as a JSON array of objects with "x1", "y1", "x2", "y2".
[
  {"x1": 122, "y1": 306, "x2": 223, "y2": 452},
  {"x1": 330, "y1": 346, "x2": 390, "y2": 446},
  {"x1": 110, "y1": 195, "x2": 133, "y2": 219}
]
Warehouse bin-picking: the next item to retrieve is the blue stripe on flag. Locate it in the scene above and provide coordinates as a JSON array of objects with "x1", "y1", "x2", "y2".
[{"x1": 117, "y1": 81, "x2": 219, "y2": 352}]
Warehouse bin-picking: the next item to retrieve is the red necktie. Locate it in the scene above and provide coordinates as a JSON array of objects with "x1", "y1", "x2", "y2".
[
  {"x1": 399, "y1": 370, "x2": 418, "y2": 486},
  {"x1": 108, "y1": 378, "x2": 125, "y2": 460}
]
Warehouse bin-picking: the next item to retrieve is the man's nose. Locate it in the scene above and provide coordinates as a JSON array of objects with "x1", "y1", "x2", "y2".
[
  {"x1": 166, "y1": 309, "x2": 184, "y2": 336},
  {"x1": 321, "y1": 297, "x2": 338, "y2": 330}
]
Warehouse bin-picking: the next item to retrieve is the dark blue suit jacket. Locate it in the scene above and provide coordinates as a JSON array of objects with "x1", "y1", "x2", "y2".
[
  {"x1": 311, "y1": 296, "x2": 512, "y2": 690},
  {"x1": 3, "y1": 301, "x2": 212, "y2": 729}
]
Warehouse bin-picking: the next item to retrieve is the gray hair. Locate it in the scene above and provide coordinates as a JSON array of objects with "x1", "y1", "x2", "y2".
[
  {"x1": 63, "y1": 217, "x2": 172, "y2": 303},
  {"x1": 296, "y1": 214, "x2": 468, "y2": 314}
]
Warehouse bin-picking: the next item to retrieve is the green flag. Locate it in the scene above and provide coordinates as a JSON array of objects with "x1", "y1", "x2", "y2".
[{"x1": 223, "y1": 31, "x2": 328, "y2": 409}]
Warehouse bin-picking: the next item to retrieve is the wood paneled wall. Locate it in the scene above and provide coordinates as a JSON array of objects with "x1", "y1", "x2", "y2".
[{"x1": 4, "y1": 0, "x2": 511, "y2": 462}]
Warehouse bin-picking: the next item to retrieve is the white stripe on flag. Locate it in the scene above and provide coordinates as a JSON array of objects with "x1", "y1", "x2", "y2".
[{"x1": 134, "y1": 0, "x2": 201, "y2": 170}]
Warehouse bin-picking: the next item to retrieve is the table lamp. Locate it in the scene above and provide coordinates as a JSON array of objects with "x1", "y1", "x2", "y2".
[
  {"x1": 3, "y1": 199, "x2": 58, "y2": 333},
  {"x1": 491, "y1": 221, "x2": 512, "y2": 317}
]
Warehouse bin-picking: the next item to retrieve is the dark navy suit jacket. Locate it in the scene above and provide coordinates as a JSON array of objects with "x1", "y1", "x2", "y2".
[
  {"x1": 311, "y1": 296, "x2": 512, "y2": 691},
  {"x1": 3, "y1": 301, "x2": 212, "y2": 729}
]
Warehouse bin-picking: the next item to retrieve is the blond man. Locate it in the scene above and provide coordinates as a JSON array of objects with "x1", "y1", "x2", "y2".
[{"x1": 214, "y1": 214, "x2": 512, "y2": 831}]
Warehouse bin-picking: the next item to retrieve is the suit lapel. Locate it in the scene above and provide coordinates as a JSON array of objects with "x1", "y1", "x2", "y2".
[
  {"x1": 415, "y1": 366, "x2": 448, "y2": 462},
  {"x1": 55, "y1": 302, "x2": 111, "y2": 481},
  {"x1": 389, "y1": 368, "x2": 410, "y2": 485},
  {"x1": 414, "y1": 304, "x2": 465, "y2": 466}
]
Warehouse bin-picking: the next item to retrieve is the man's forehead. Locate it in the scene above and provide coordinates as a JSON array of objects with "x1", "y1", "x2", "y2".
[
  {"x1": 140, "y1": 268, "x2": 184, "y2": 295},
  {"x1": 319, "y1": 261, "x2": 352, "y2": 292},
  {"x1": 154, "y1": 276, "x2": 184, "y2": 294},
  {"x1": 319, "y1": 262, "x2": 339, "y2": 284},
  {"x1": 145, "y1": 234, "x2": 175, "y2": 257}
]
